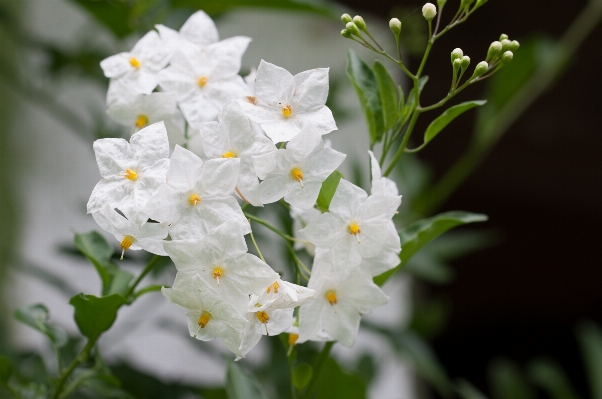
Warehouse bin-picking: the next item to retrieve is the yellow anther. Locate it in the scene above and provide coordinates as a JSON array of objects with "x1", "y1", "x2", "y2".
[
  {"x1": 256, "y1": 311, "x2": 270, "y2": 324},
  {"x1": 288, "y1": 333, "x2": 299, "y2": 346},
  {"x1": 291, "y1": 168, "x2": 304, "y2": 182},
  {"x1": 189, "y1": 194, "x2": 201, "y2": 205},
  {"x1": 266, "y1": 281, "x2": 280, "y2": 294},
  {"x1": 198, "y1": 76, "x2": 209, "y2": 87},
  {"x1": 213, "y1": 267, "x2": 223, "y2": 285},
  {"x1": 119, "y1": 235, "x2": 136, "y2": 260},
  {"x1": 325, "y1": 290, "x2": 338, "y2": 306},
  {"x1": 129, "y1": 57, "x2": 140, "y2": 68},
  {"x1": 348, "y1": 222, "x2": 361, "y2": 235},
  {"x1": 124, "y1": 168, "x2": 138, "y2": 181},
  {"x1": 197, "y1": 312, "x2": 211, "y2": 329},
  {"x1": 135, "y1": 115, "x2": 149, "y2": 129},
  {"x1": 221, "y1": 151, "x2": 237, "y2": 159},
  {"x1": 281, "y1": 104, "x2": 293, "y2": 117}
]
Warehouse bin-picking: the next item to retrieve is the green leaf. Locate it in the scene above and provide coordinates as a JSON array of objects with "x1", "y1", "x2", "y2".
[
  {"x1": 105, "y1": 268, "x2": 135, "y2": 297},
  {"x1": 74, "y1": 231, "x2": 113, "y2": 288},
  {"x1": 171, "y1": 0, "x2": 340, "y2": 19},
  {"x1": 456, "y1": 379, "x2": 489, "y2": 399},
  {"x1": 225, "y1": 362, "x2": 268, "y2": 399},
  {"x1": 423, "y1": 100, "x2": 487, "y2": 145},
  {"x1": 528, "y1": 358, "x2": 582, "y2": 399},
  {"x1": 69, "y1": 293, "x2": 125, "y2": 341},
  {"x1": 316, "y1": 170, "x2": 343, "y2": 212},
  {"x1": 13, "y1": 304, "x2": 68, "y2": 347},
  {"x1": 373, "y1": 61, "x2": 399, "y2": 131},
  {"x1": 314, "y1": 357, "x2": 366, "y2": 399},
  {"x1": 0, "y1": 356, "x2": 12, "y2": 385},
  {"x1": 576, "y1": 321, "x2": 602, "y2": 399},
  {"x1": 374, "y1": 211, "x2": 488, "y2": 285},
  {"x1": 292, "y1": 363, "x2": 313, "y2": 391},
  {"x1": 488, "y1": 359, "x2": 535, "y2": 399},
  {"x1": 346, "y1": 49, "x2": 384, "y2": 145},
  {"x1": 69, "y1": 0, "x2": 134, "y2": 38}
]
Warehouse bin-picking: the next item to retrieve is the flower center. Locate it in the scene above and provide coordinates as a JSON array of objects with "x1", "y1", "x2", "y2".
[
  {"x1": 291, "y1": 168, "x2": 304, "y2": 182},
  {"x1": 288, "y1": 333, "x2": 299, "y2": 346},
  {"x1": 281, "y1": 104, "x2": 292, "y2": 117},
  {"x1": 189, "y1": 194, "x2": 201, "y2": 205},
  {"x1": 256, "y1": 311, "x2": 270, "y2": 324},
  {"x1": 119, "y1": 235, "x2": 136, "y2": 260},
  {"x1": 221, "y1": 151, "x2": 237, "y2": 159},
  {"x1": 135, "y1": 114, "x2": 148, "y2": 129},
  {"x1": 124, "y1": 168, "x2": 138, "y2": 181},
  {"x1": 266, "y1": 281, "x2": 280, "y2": 294},
  {"x1": 129, "y1": 57, "x2": 140, "y2": 68},
  {"x1": 212, "y1": 267, "x2": 223, "y2": 285},
  {"x1": 348, "y1": 222, "x2": 361, "y2": 235},
  {"x1": 198, "y1": 76, "x2": 209, "y2": 87},
  {"x1": 198, "y1": 312, "x2": 211, "y2": 328},
  {"x1": 325, "y1": 290, "x2": 337, "y2": 306}
]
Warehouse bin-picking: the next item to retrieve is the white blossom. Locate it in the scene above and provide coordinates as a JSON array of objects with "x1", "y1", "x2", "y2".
[
  {"x1": 290, "y1": 206, "x2": 321, "y2": 256},
  {"x1": 239, "y1": 60, "x2": 337, "y2": 143},
  {"x1": 256, "y1": 279, "x2": 316, "y2": 310},
  {"x1": 154, "y1": 10, "x2": 219, "y2": 53},
  {"x1": 368, "y1": 150, "x2": 399, "y2": 197}
]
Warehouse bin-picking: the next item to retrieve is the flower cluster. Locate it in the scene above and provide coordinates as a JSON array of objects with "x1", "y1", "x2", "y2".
[{"x1": 88, "y1": 11, "x2": 401, "y2": 357}]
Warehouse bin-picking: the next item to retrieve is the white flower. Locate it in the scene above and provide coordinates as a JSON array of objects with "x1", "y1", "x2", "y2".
[
  {"x1": 154, "y1": 10, "x2": 219, "y2": 53},
  {"x1": 298, "y1": 250, "x2": 388, "y2": 347},
  {"x1": 190, "y1": 100, "x2": 276, "y2": 206},
  {"x1": 92, "y1": 205, "x2": 168, "y2": 259},
  {"x1": 144, "y1": 145, "x2": 250, "y2": 239},
  {"x1": 238, "y1": 296, "x2": 294, "y2": 357},
  {"x1": 158, "y1": 36, "x2": 251, "y2": 126},
  {"x1": 299, "y1": 179, "x2": 401, "y2": 272},
  {"x1": 164, "y1": 221, "x2": 279, "y2": 311},
  {"x1": 100, "y1": 30, "x2": 171, "y2": 94},
  {"x1": 106, "y1": 87, "x2": 185, "y2": 145},
  {"x1": 87, "y1": 122, "x2": 170, "y2": 218},
  {"x1": 239, "y1": 60, "x2": 337, "y2": 143},
  {"x1": 290, "y1": 206, "x2": 322, "y2": 256},
  {"x1": 253, "y1": 127, "x2": 345, "y2": 209},
  {"x1": 256, "y1": 279, "x2": 316, "y2": 310},
  {"x1": 162, "y1": 273, "x2": 247, "y2": 357},
  {"x1": 368, "y1": 151, "x2": 399, "y2": 197}
]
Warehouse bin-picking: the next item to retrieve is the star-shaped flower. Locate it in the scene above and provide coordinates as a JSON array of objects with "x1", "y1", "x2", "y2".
[
  {"x1": 252, "y1": 127, "x2": 346, "y2": 209},
  {"x1": 239, "y1": 60, "x2": 337, "y2": 143},
  {"x1": 162, "y1": 273, "x2": 247, "y2": 357},
  {"x1": 255, "y1": 279, "x2": 317, "y2": 310},
  {"x1": 87, "y1": 122, "x2": 170, "y2": 218},
  {"x1": 144, "y1": 145, "x2": 250, "y2": 239}
]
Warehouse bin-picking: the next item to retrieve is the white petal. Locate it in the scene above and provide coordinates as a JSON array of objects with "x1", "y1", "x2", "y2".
[
  {"x1": 166, "y1": 145, "x2": 204, "y2": 191},
  {"x1": 296, "y1": 105, "x2": 337, "y2": 135},
  {"x1": 299, "y1": 212, "x2": 347, "y2": 249},
  {"x1": 198, "y1": 158, "x2": 240, "y2": 198},
  {"x1": 129, "y1": 122, "x2": 170, "y2": 167},
  {"x1": 100, "y1": 53, "x2": 132, "y2": 78},
  {"x1": 179, "y1": 10, "x2": 219, "y2": 46},
  {"x1": 292, "y1": 68, "x2": 329, "y2": 112},
  {"x1": 259, "y1": 175, "x2": 293, "y2": 205},
  {"x1": 284, "y1": 181, "x2": 322, "y2": 210},
  {"x1": 285, "y1": 127, "x2": 323, "y2": 166},
  {"x1": 303, "y1": 148, "x2": 346, "y2": 182},
  {"x1": 93, "y1": 138, "x2": 132, "y2": 178},
  {"x1": 254, "y1": 60, "x2": 295, "y2": 104},
  {"x1": 328, "y1": 179, "x2": 367, "y2": 221}
]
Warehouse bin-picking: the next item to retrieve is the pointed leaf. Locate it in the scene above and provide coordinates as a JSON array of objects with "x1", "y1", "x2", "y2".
[
  {"x1": 13, "y1": 304, "x2": 68, "y2": 347},
  {"x1": 292, "y1": 363, "x2": 313, "y2": 391},
  {"x1": 373, "y1": 60, "x2": 399, "y2": 130},
  {"x1": 69, "y1": 293, "x2": 125, "y2": 341},
  {"x1": 374, "y1": 211, "x2": 488, "y2": 285},
  {"x1": 316, "y1": 170, "x2": 343, "y2": 212},
  {"x1": 576, "y1": 322, "x2": 602, "y2": 399},
  {"x1": 225, "y1": 362, "x2": 268, "y2": 399},
  {"x1": 346, "y1": 49, "x2": 384, "y2": 144},
  {"x1": 106, "y1": 268, "x2": 135, "y2": 297},
  {"x1": 424, "y1": 100, "x2": 487, "y2": 145}
]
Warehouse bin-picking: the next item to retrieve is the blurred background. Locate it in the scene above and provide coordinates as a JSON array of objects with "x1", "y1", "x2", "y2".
[{"x1": 1, "y1": 0, "x2": 601, "y2": 398}]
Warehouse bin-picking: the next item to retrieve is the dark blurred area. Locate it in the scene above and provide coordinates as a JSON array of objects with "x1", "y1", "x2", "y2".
[{"x1": 341, "y1": 0, "x2": 602, "y2": 395}]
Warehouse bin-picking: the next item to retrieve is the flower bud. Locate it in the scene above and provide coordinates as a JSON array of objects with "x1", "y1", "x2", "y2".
[
  {"x1": 499, "y1": 33, "x2": 508, "y2": 41},
  {"x1": 451, "y1": 48, "x2": 464, "y2": 64},
  {"x1": 437, "y1": 0, "x2": 447, "y2": 8},
  {"x1": 486, "y1": 41, "x2": 502, "y2": 61},
  {"x1": 473, "y1": 61, "x2": 489, "y2": 78},
  {"x1": 501, "y1": 51, "x2": 513, "y2": 64},
  {"x1": 501, "y1": 39, "x2": 511, "y2": 52},
  {"x1": 341, "y1": 13, "x2": 353, "y2": 24},
  {"x1": 353, "y1": 15, "x2": 367, "y2": 32},
  {"x1": 461, "y1": 55, "x2": 471, "y2": 70},
  {"x1": 509, "y1": 40, "x2": 520, "y2": 52},
  {"x1": 422, "y1": 3, "x2": 437, "y2": 20},
  {"x1": 453, "y1": 58, "x2": 462, "y2": 72},
  {"x1": 345, "y1": 22, "x2": 361, "y2": 37},
  {"x1": 389, "y1": 18, "x2": 402, "y2": 36},
  {"x1": 341, "y1": 29, "x2": 352, "y2": 39}
]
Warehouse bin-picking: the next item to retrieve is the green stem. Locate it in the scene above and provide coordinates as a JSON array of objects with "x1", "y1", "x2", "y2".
[
  {"x1": 249, "y1": 228, "x2": 266, "y2": 262},
  {"x1": 51, "y1": 339, "x2": 95, "y2": 399},
  {"x1": 300, "y1": 342, "x2": 335, "y2": 399},
  {"x1": 124, "y1": 255, "x2": 160, "y2": 300},
  {"x1": 383, "y1": 109, "x2": 420, "y2": 176},
  {"x1": 133, "y1": 284, "x2": 165, "y2": 299},
  {"x1": 244, "y1": 212, "x2": 301, "y2": 243}
]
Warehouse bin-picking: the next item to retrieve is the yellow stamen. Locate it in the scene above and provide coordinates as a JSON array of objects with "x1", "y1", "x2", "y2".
[
  {"x1": 198, "y1": 76, "x2": 209, "y2": 87},
  {"x1": 281, "y1": 104, "x2": 292, "y2": 117},
  {"x1": 221, "y1": 151, "x2": 237, "y2": 158},
  {"x1": 194, "y1": 312, "x2": 211, "y2": 337},
  {"x1": 266, "y1": 281, "x2": 280, "y2": 294},
  {"x1": 124, "y1": 168, "x2": 138, "y2": 181},
  {"x1": 119, "y1": 235, "x2": 136, "y2": 260},
  {"x1": 288, "y1": 333, "x2": 299, "y2": 346},
  {"x1": 129, "y1": 57, "x2": 140, "y2": 68},
  {"x1": 189, "y1": 194, "x2": 201, "y2": 205},
  {"x1": 256, "y1": 311, "x2": 270, "y2": 335},
  {"x1": 291, "y1": 168, "x2": 304, "y2": 182},
  {"x1": 135, "y1": 115, "x2": 148, "y2": 129},
  {"x1": 213, "y1": 267, "x2": 223, "y2": 286},
  {"x1": 325, "y1": 290, "x2": 337, "y2": 306},
  {"x1": 348, "y1": 222, "x2": 361, "y2": 235}
]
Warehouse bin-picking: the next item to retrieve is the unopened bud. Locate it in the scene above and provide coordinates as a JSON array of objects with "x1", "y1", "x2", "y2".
[
  {"x1": 341, "y1": 13, "x2": 353, "y2": 24},
  {"x1": 451, "y1": 48, "x2": 464, "y2": 63},
  {"x1": 345, "y1": 22, "x2": 361, "y2": 37},
  {"x1": 501, "y1": 51, "x2": 513, "y2": 64},
  {"x1": 353, "y1": 15, "x2": 367, "y2": 32},
  {"x1": 341, "y1": 29, "x2": 352, "y2": 39},
  {"x1": 473, "y1": 61, "x2": 489, "y2": 77},
  {"x1": 389, "y1": 18, "x2": 402, "y2": 36},
  {"x1": 453, "y1": 58, "x2": 462, "y2": 72},
  {"x1": 486, "y1": 41, "x2": 502, "y2": 61},
  {"x1": 437, "y1": 0, "x2": 447, "y2": 8},
  {"x1": 509, "y1": 40, "x2": 520, "y2": 52},
  {"x1": 422, "y1": 3, "x2": 437, "y2": 20},
  {"x1": 461, "y1": 55, "x2": 471, "y2": 69},
  {"x1": 501, "y1": 39, "x2": 511, "y2": 52},
  {"x1": 499, "y1": 33, "x2": 508, "y2": 41}
]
